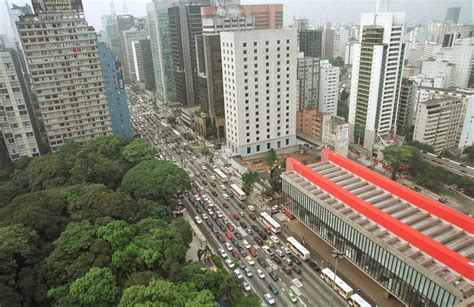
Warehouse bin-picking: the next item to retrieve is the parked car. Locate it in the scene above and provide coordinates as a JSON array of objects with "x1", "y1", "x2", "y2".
[
  {"x1": 238, "y1": 202, "x2": 245, "y2": 209},
  {"x1": 234, "y1": 269, "x2": 243, "y2": 280},
  {"x1": 218, "y1": 247, "x2": 227, "y2": 258},
  {"x1": 225, "y1": 258, "x2": 235, "y2": 268},
  {"x1": 244, "y1": 266, "x2": 253, "y2": 277},
  {"x1": 242, "y1": 281, "x2": 251, "y2": 292},
  {"x1": 243, "y1": 239, "x2": 251, "y2": 249},
  {"x1": 275, "y1": 249, "x2": 284, "y2": 257},
  {"x1": 270, "y1": 235, "x2": 280, "y2": 244}
]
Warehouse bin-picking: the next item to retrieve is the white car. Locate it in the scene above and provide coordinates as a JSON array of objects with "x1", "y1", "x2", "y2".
[
  {"x1": 225, "y1": 242, "x2": 234, "y2": 251},
  {"x1": 244, "y1": 267, "x2": 253, "y2": 277},
  {"x1": 201, "y1": 213, "x2": 208, "y2": 220},
  {"x1": 216, "y1": 211, "x2": 223, "y2": 218},
  {"x1": 256, "y1": 269, "x2": 265, "y2": 279},
  {"x1": 218, "y1": 248, "x2": 228, "y2": 258},
  {"x1": 275, "y1": 249, "x2": 284, "y2": 257},
  {"x1": 242, "y1": 240, "x2": 251, "y2": 249},
  {"x1": 247, "y1": 205, "x2": 255, "y2": 212},
  {"x1": 201, "y1": 165, "x2": 207, "y2": 171},
  {"x1": 270, "y1": 235, "x2": 280, "y2": 244},
  {"x1": 222, "y1": 193, "x2": 229, "y2": 200},
  {"x1": 234, "y1": 269, "x2": 243, "y2": 280},
  {"x1": 242, "y1": 281, "x2": 251, "y2": 292},
  {"x1": 262, "y1": 245, "x2": 273, "y2": 256},
  {"x1": 210, "y1": 175, "x2": 216, "y2": 180},
  {"x1": 207, "y1": 208, "x2": 214, "y2": 215},
  {"x1": 194, "y1": 216, "x2": 202, "y2": 224},
  {"x1": 264, "y1": 293, "x2": 275, "y2": 305},
  {"x1": 282, "y1": 246, "x2": 291, "y2": 254},
  {"x1": 225, "y1": 258, "x2": 235, "y2": 268},
  {"x1": 245, "y1": 255, "x2": 255, "y2": 266},
  {"x1": 220, "y1": 184, "x2": 227, "y2": 190}
]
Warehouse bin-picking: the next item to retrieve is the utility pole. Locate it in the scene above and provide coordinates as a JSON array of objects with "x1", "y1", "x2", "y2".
[{"x1": 329, "y1": 249, "x2": 345, "y2": 307}]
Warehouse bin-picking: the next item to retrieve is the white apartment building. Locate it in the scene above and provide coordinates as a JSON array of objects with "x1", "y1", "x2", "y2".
[
  {"x1": 333, "y1": 28, "x2": 350, "y2": 59},
  {"x1": 440, "y1": 37, "x2": 473, "y2": 88},
  {"x1": 319, "y1": 60, "x2": 339, "y2": 116},
  {"x1": 348, "y1": 4, "x2": 405, "y2": 151},
  {"x1": 0, "y1": 45, "x2": 40, "y2": 160},
  {"x1": 221, "y1": 29, "x2": 297, "y2": 157},
  {"x1": 420, "y1": 56, "x2": 456, "y2": 88},
  {"x1": 16, "y1": 5, "x2": 112, "y2": 152}
]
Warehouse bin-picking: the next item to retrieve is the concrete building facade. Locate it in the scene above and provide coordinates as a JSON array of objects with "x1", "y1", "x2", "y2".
[
  {"x1": 221, "y1": 29, "x2": 297, "y2": 157},
  {"x1": 17, "y1": 0, "x2": 112, "y2": 152},
  {"x1": 240, "y1": 4, "x2": 283, "y2": 30},
  {"x1": 319, "y1": 59, "x2": 339, "y2": 116},
  {"x1": 297, "y1": 55, "x2": 319, "y2": 110},
  {"x1": 396, "y1": 78, "x2": 417, "y2": 135},
  {"x1": 122, "y1": 28, "x2": 148, "y2": 82},
  {"x1": 299, "y1": 29, "x2": 323, "y2": 58}
]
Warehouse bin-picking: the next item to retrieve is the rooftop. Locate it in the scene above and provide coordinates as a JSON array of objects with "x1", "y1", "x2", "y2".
[{"x1": 284, "y1": 149, "x2": 474, "y2": 296}]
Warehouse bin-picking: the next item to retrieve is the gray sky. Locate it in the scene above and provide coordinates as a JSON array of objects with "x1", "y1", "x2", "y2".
[{"x1": 1, "y1": 0, "x2": 472, "y2": 35}]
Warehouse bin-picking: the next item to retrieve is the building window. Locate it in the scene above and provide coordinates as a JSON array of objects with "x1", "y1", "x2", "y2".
[
  {"x1": 267, "y1": 143, "x2": 270, "y2": 149},
  {"x1": 247, "y1": 147, "x2": 251, "y2": 154},
  {"x1": 256, "y1": 145, "x2": 260, "y2": 152}
]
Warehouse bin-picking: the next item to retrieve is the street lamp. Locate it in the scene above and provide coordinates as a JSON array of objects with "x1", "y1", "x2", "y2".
[{"x1": 329, "y1": 249, "x2": 345, "y2": 307}]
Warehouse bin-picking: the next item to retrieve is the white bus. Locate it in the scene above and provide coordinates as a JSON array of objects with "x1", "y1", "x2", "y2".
[
  {"x1": 286, "y1": 236, "x2": 310, "y2": 260},
  {"x1": 348, "y1": 294, "x2": 372, "y2": 307},
  {"x1": 213, "y1": 168, "x2": 229, "y2": 183},
  {"x1": 259, "y1": 212, "x2": 281, "y2": 233},
  {"x1": 230, "y1": 184, "x2": 246, "y2": 201},
  {"x1": 320, "y1": 268, "x2": 354, "y2": 299}
]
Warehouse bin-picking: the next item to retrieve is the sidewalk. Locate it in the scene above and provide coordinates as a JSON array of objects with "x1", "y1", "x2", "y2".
[{"x1": 285, "y1": 219, "x2": 405, "y2": 307}]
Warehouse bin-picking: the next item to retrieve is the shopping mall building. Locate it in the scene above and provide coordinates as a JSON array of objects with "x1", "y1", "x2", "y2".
[{"x1": 281, "y1": 149, "x2": 473, "y2": 306}]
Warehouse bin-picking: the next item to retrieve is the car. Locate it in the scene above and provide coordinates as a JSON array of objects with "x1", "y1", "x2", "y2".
[
  {"x1": 256, "y1": 257, "x2": 268, "y2": 268},
  {"x1": 222, "y1": 202, "x2": 229, "y2": 208},
  {"x1": 222, "y1": 193, "x2": 230, "y2": 200},
  {"x1": 220, "y1": 184, "x2": 227, "y2": 190},
  {"x1": 216, "y1": 211, "x2": 223, "y2": 218},
  {"x1": 269, "y1": 271, "x2": 279, "y2": 281},
  {"x1": 282, "y1": 246, "x2": 291, "y2": 254},
  {"x1": 249, "y1": 213, "x2": 256, "y2": 220},
  {"x1": 200, "y1": 171, "x2": 206, "y2": 177},
  {"x1": 227, "y1": 224, "x2": 235, "y2": 232},
  {"x1": 254, "y1": 236, "x2": 264, "y2": 246},
  {"x1": 248, "y1": 246, "x2": 257, "y2": 257},
  {"x1": 256, "y1": 269, "x2": 266, "y2": 279},
  {"x1": 247, "y1": 205, "x2": 255, "y2": 212},
  {"x1": 201, "y1": 165, "x2": 207, "y2": 171},
  {"x1": 216, "y1": 233, "x2": 226, "y2": 243},
  {"x1": 225, "y1": 231, "x2": 234, "y2": 239},
  {"x1": 238, "y1": 247, "x2": 248, "y2": 257},
  {"x1": 218, "y1": 248, "x2": 228, "y2": 258},
  {"x1": 290, "y1": 254, "x2": 302, "y2": 265},
  {"x1": 293, "y1": 266, "x2": 302, "y2": 274},
  {"x1": 275, "y1": 249, "x2": 285, "y2": 257},
  {"x1": 240, "y1": 221, "x2": 247, "y2": 228},
  {"x1": 245, "y1": 255, "x2": 255, "y2": 266},
  {"x1": 207, "y1": 208, "x2": 214, "y2": 215},
  {"x1": 206, "y1": 219, "x2": 213, "y2": 227},
  {"x1": 268, "y1": 282, "x2": 279, "y2": 295},
  {"x1": 262, "y1": 245, "x2": 274, "y2": 256},
  {"x1": 218, "y1": 223, "x2": 227, "y2": 232},
  {"x1": 270, "y1": 235, "x2": 280, "y2": 244},
  {"x1": 264, "y1": 293, "x2": 275, "y2": 305},
  {"x1": 234, "y1": 231, "x2": 242, "y2": 240},
  {"x1": 211, "y1": 190, "x2": 218, "y2": 196},
  {"x1": 201, "y1": 213, "x2": 208, "y2": 220},
  {"x1": 258, "y1": 230, "x2": 268, "y2": 240},
  {"x1": 242, "y1": 281, "x2": 251, "y2": 292},
  {"x1": 194, "y1": 216, "x2": 202, "y2": 224},
  {"x1": 244, "y1": 266, "x2": 253, "y2": 277},
  {"x1": 239, "y1": 261, "x2": 246, "y2": 270},
  {"x1": 225, "y1": 242, "x2": 234, "y2": 251},
  {"x1": 225, "y1": 258, "x2": 235, "y2": 268},
  {"x1": 229, "y1": 193, "x2": 235, "y2": 198},
  {"x1": 265, "y1": 240, "x2": 274, "y2": 247},
  {"x1": 210, "y1": 181, "x2": 217, "y2": 187},
  {"x1": 245, "y1": 228, "x2": 253, "y2": 235},
  {"x1": 309, "y1": 260, "x2": 321, "y2": 271},
  {"x1": 283, "y1": 257, "x2": 292, "y2": 265},
  {"x1": 233, "y1": 213, "x2": 240, "y2": 220},
  {"x1": 238, "y1": 202, "x2": 245, "y2": 209},
  {"x1": 202, "y1": 180, "x2": 208, "y2": 185},
  {"x1": 251, "y1": 225, "x2": 259, "y2": 232},
  {"x1": 287, "y1": 290, "x2": 298, "y2": 303},
  {"x1": 210, "y1": 175, "x2": 216, "y2": 181},
  {"x1": 242, "y1": 240, "x2": 251, "y2": 249},
  {"x1": 211, "y1": 226, "x2": 219, "y2": 234},
  {"x1": 232, "y1": 240, "x2": 241, "y2": 249},
  {"x1": 234, "y1": 269, "x2": 243, "y2": 280},
  {"x1": 272, "y1": 255, "x2": 282, "y2": 265}
]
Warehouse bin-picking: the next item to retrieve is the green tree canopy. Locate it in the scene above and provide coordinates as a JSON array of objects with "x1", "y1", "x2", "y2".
[
  {"x1": 69, "y1": 267, "x2": 119, "y2": 306},
  {"x1": 26, "y1": 156, "x2": 72, "y2": 191},
  {"x1": 383, "y1": 145, "x2": 415, "y2": 180},
  {"x1": 121, "y1": 160, "x2": 190, "y2": 201},
  {"x1": 463, "y1": 145, "x2": 474, "y2": 160},
  {"x1": 408, "y1": 141, "x2": 435, "y2": 153},
  {"x1": 266, "y1": 148, "x2": 277, "y2": 166},
  {"x1": 241, "y1": 171, "x2": 260, "y2": 194},
  {"x1": 120, "y1": 138, "x2": 158, "y2": 167}
]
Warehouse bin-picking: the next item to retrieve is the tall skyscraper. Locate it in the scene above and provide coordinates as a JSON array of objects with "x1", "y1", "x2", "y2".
[
  {"x1": 122, "y1": 28, "x2": 148, "y2": 82},
  {"x1": 333, "y1": 28, "x2": 350, "y2": 59},
  {"x1": 97, "y1": 42, "x2": 133, "y2": 139},
  {"x1": 299, "y1": 29, "x2": 323, "y2": 58},
  {"x1": 445, "y1": 7, "x2": 461, "y2": 24},
  {"x1": 168, "y1": 2, "x2": 203, "y2": 107},
  {"x1": 348, "y1": 1, "x2": 406, "y2": 150},
  {"x1": 101, "y1": 14, "x2": 120, "y2": 53},
  {"x1": 147, "y1": 0, "x2": 178, "y2": 103},
  {"x1": 396, "y1": 78, "x2": 416, "y2": 135},
  {"x1": 0, "y1": 42, "x2": 40, "y2": 160},
  {"x1": 297, "y1": 54, "x2": 319, "y2": 110},
  {"x1": 221, "y1": 29, "x2": 298, "y2": 157},
  {"x1": 319, "y1": 60, "x2": 339, "y2": 116},
  {"x1": 17, "y1": 0, "x2": 112, "y2": 152},
  {"x1": 322, "y1": 23, "x2": 334, "y2": 59}
]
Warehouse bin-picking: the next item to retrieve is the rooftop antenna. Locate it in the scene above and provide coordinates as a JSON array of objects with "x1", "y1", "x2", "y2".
[
  {"x1": 110, "y1": 0, "x2": 116, "y2": 16},
  {"x1": 122, "y1": 0, "x2": 128, "y2": 15}
]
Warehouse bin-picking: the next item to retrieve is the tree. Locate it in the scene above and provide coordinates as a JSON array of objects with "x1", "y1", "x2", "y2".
[
  {"x1": 0, "y1": 191, "x2": 68, "y2": 241},
  {"x1": 204, "y1": 124, "x2": 218, "y2": 140},
  {"x1": 167, "y1": 116, "x2": 177, "y2": 125},
  {"x1": 329, "y1": 56, "x2": 344, "y2": 67},
  {"x1": 266, "y1": 148, "x2": 277, "y2": 166},
  {"x1": 69, "y1": 267, "x2": 119, "y2": 306},
  {"x1": 121, "y1": 160, "x2": 191, "y2": 201},
  {"x1": 97, "y1": 220, "x2": 136, "y2": 250},
  {"x1": 408, "y1": 141, "x2": 435, "y2": 153},
  {"x1": 241, "y1": 171, "x2": 260, "y2": 194},
  {"x1": 383, "y1": 145, "x2": 415, "y2": 180},
  {"x1": 270, "y1": 167, "x2": 284, "y2": 193},
  {"x1": 463, "y1": 146, "x2": 474, "y2": 161},
  {"x1": 26, "y1": 156, "x2": 72, "y2": 191},
  {"x1": 182, "y1": 132, "x2": 195, "y2": 141},
  {"x1": 120, "y1": 138, "x2": 158, "y2": 168}
]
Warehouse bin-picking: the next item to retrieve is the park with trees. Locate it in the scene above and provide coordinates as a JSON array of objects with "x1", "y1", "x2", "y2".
[{"x1": 0, "y1": 136, "x2": 259, "y2": 306}]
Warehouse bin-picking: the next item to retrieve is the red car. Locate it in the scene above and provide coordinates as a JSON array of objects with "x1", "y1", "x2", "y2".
[
  {"x1": 200, "y1": 171, "x2": 206, "y2": 177},
  {"x1": 248, "y1": 246, "x2": 257, "y2": 257},
  {"x1": 232, "y1": 250, "x2": 241, "y2": 260},
  {"x1": 223, "y1": 203, "x2": 229, "y2": 208},
  {"x1": 249, "y1": 213, "x2": 256, "y2": 220},
  {"x1": 233, "y1": 213, "x2": 240, "y2": 220},
  {"x1": 225, "y1": 231, "x2": 234, "y2": 239},
  {"x1": 226, "y1": 223, "x2": 235, "y2": 232},
  {"x1": 216, "y1": 233, "x2": 225, "y2": 243}
]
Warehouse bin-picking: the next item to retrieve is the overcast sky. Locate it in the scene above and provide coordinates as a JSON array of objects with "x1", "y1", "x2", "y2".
[{"x1": 1, "y1": 0, "x2": 472, "y2": 35}]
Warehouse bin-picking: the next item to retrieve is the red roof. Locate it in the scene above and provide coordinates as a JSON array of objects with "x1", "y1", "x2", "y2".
[{"x1": 286, "y1": 149, "x2": 474, "y2": 281}]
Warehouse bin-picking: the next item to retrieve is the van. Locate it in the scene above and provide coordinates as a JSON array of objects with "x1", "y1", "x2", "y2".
[{"x1": 222, "y1": 193, "x2": 229, "y2": 200}]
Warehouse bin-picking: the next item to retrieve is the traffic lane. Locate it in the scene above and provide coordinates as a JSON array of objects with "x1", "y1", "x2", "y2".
[{"x1": 422, "y1": 153, "x2": 474, "y2": 178}]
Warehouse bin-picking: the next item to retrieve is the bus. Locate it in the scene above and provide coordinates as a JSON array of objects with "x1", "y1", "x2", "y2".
[
  {"x1": 320, "y1": 268, "x2": 354, "y2": 299},
  {"x1": 348, "y1": 294, "x2": 372, "y2": 307},
  {"x1": 213, "y1": 168, "x2": 229, "y2": 183},
  {"x1": 259, "y1": 212, "x2": 281, "y2": 233},
  {"x1": 230, "y1": 183, "x2": 246, "y2": 201},
  {"x1": 286, "y1": 236, "x2": 310, "y2": 260}
]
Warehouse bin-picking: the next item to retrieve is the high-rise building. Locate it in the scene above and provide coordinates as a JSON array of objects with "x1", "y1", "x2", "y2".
[
  {"x1": 348, "y1": 3, "x2": 406, "y2": 151},
  {"x1": 240, "y1": 4, "x2": 283, "y2": 30},
  {"x1": 221, "y1": 29, "x2": 298, "y2": 157},
  {"x1": 129, "y1": 39, "x2": 155, "y2": 91},
  {"x1": 429, "y1": 22, "x2": 446, "y2": 45},
  {"x1": 396, "y1": 78, "x2": 416, "y2": 135},
  {"x1": 299, "y1": 29, "x2": 323, "y2": 58},
  {"x1": 101, "y1": 14, "x2": 120, "y2": 53},
  {"x1": 333, "y1": 28, "x2": 350, "y2": 59},
  {"x1": 322, "y1": 23, "x2": 334, "y2": 59},
  {"x1": 420, "y1": 56, "x2": 456, "y2": 88},
  {"x1": 440, "y1": 37, "x2": 474, "y2": 88},
  {"x1": 116, "y1": 14, "x2": 135, "y2": 77},
  {"x1": 319, "y1": 60, "x2": 339, "y2": 116},
  {"x1": 168, "y1": 2, "x2": 203, "y2": 107},
  {"x1": 97, "y1": 42, "x2": 133, "y2": 139},
  {"x1": 297, "y1": 55, "x2": 319, "y2": 110},
  {"x1": 122, "y1": 28, "x2": 148, "y2": 82},
  {"x1": 147, "y1": 0, "x2": 178, "y2": 103},
  {"x1": 17, "y1": 0, "x2": 112, "y2": 152},
  {"x1": 445, "y1": 7, "x2": 461, "y2": 24},
  {"x1": 0, "y1": 43, "x2": 40, "y2": 160}
]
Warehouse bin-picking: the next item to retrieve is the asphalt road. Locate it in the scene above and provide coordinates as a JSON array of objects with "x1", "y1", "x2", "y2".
[
  {"x1": 421, "y1": 152, "x2": 474, "y2": 179},
  {"x1": 128, "y1": 94, "x2": 347, "y2": 307}
]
